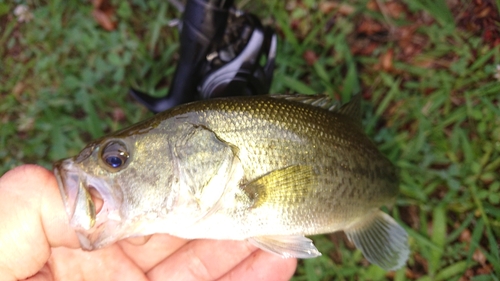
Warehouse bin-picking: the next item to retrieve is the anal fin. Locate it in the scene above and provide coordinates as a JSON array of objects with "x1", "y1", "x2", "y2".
[
  {"x1": 344, "y1": 210, "x2": 409, "y2": 271},
  {"x1": 248, "y1": 235, "x2": 321, "y2": 259}
]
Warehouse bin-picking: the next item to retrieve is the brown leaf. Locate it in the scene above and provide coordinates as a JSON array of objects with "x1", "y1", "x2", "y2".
[
  {"x1": 459, "y1": 228, "x2": 471, "y2": 243},
  {"x1": 319, "y1": 1, "x2": 337, "y2": 14},
  {"x1": 385, "y1": 271, "x2": 395, "y2": 279},
  {"x1": 361, "y1": 90, "x2": 372, "y2": 100},
  {"x1": 12, "y1": 82, "x2": 26, "y2": 96},
  {"x1": 405, "y1": 267, "x2": 423, "y2": 279},
  {"x1": 290, "y1": 19, "x2": 300, "y2": 31},
  {"x1": 337, "y1": 4, "x2": 355, "y2": 16},
  {"x1": 380, "y1": 48, "x2": 394, "y2": 71},
  {"x1": 476, "y1": 264, "x2": 493, "y2": 275},
  {"x1": 412, "y1": 57, "x2": 435, "y2": 68},
  {"x1": 393, "y1": 25, "x2": 425, "y2": 59},
  {"x1": 112, "y1": 108, "x2": 126, "y2": 122},
  {"x1": 472, "y1": 249, "x2": 486, "y2": 265},
  {"x1": 477, "y1": 7, "x2": 491, "y2": 18},
  {"x1": 350, "y1": 41, "x2": 378, "y2": 56},
  {"x1": 456, "y1": 0, "x2": 500, "y2": 47},
  {"x1": 92, "y1": 10, "x2": 116, "y2": 31},
  {"x1": 327, "y1": 233, "x2": 344, "y2": 263},
  {"x1": 385, "y1": 2, "x2": 406, "y2": 19},
  {"x1": 92, "y1": 0, "x2": 103, "y2": 8},
  {"x1": 366, "y1": 0, "x2": 378, "y2": 11},
  {"x1": 92, "y1": 0, "x2": 116, "y2": 31},
  {"x1": 356, "y1": 18, "x2": 385, "y2": 35},
  {"x1": 413, "y1": 252, "x2": 429, "y2": 273},
  {"x1": 319, "y1": 2, "x2": 355, "y2": 15},
  {"x1": 303, "y1": 50, "x2": 318, "y2": 66},
  {"x1": 463, "y1": 268, "x2": 474, "y2": 279}
]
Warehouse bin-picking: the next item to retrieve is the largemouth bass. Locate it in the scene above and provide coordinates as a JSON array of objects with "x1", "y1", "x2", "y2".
[{"x1": 53, "y1": 95, "x2": 409, "y2": 270}]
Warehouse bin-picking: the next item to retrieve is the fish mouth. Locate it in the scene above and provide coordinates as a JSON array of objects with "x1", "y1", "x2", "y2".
[
  {"x1": 53, "y1": 159, "x2": 118, "y2": 250},
  {"x1": 54, "y1": 159, "x2": 84, "y2": 225}
]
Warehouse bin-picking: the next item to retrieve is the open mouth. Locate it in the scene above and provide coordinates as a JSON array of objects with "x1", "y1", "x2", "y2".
[
  {"x1": 54, "y1": 159, "x2": 81, "y2": 221},
  {"x1": 53, "y1": 159, "x2": 123, "y2": 250},
  {"x1": 87, "y1": 185, "x2": 104, "y2": 214},
  {"x1": 53, "y1": 159, "x2": 102, "y2": 231}
]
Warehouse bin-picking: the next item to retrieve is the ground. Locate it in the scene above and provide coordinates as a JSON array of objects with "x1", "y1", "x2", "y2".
[{"x1": 1, "y1": 0, "x2": 499, "y2": 280}]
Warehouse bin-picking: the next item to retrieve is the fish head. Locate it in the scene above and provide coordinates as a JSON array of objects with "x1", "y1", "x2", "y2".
[{"x1": 53, "y1": 133, "x2": 177, "y2": 250}]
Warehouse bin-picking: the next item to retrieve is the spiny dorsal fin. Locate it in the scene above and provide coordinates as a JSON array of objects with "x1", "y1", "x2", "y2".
[
  {"x1": 270, "y1": 94, "x2": 363, "y2": 125},
  {"x1": 270, "y1": 94, "x2": 340, "y2": 111},
  {"x1": 338, "y1": 94, "x2": 362, "y2": 127}
]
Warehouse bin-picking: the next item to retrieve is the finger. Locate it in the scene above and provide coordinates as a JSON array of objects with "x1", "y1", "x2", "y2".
[
  {"x1": 46, "y1": 245, "x2": 149, "y2": 281},
  {"x1": 22, "y1": 264, "x2": 51, "y2": 281},
  {"x1": 217, "y1": 250, "x2": 297, "y2": 281},
  {"x1": 147, "y1": 239, "x2": 258, "y2": 281},
  {"x1": 119, "y1": 234, "x2": 190, "y2": 272},
  {"x1": 124, "y1": 235, "x2": 152, "y2": 246},
  {"x1": 0, "y1": 165, "x2": 79, "y2": 280}
]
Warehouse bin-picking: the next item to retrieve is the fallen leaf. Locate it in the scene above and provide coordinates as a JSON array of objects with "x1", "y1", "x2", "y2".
[
  {"x1": 412, "y1": 57, "x2": 435, "y2": 68},
  {"x1": 337, "y1": 3, "x2": 355, "y2": 15},
  {"x1": 366, "y1": 0, "x2": 378, "y2": 11},
  {"x1": 356, "y1": 18, "x2": 385, "y2": 35},
  {"x1": 385, "y1": 1, "x2": 406, "y2": 19},
  {"x1": 380, "y1": 48, "x2": 394, "y2": 71},
  {"x1": 350, "y1": 41, "x2": 378, "y2": 56},
  {"x1": 92, "y1": 10, "x2": 116, "y2": 31},
  {"x1": 476, "y1": 264, "x2": 493, "y2": 275},
  {"x1": 456, "y1": 0, "x2": 500, "y2": 47},
  {"x1": 319, "y1": 2, "x2": 354, "y2": 15},
  {"x1": 319, "y1": 1, "x2": 337, "y2": 14},
  {"x1": 290, "y1": 19, "x2": 300, "y2": 31},
  {"x1": 477, "y1": 6, "x2": 491, "y2": 18},
  {"x1": 413, "y1": 252, "x2": 429, "y2": 273},
  {"x1": 463, "y1": 268, "x2": 474, "y2": 279},
  {"x1": 303, "y1": 50, "x2": 318, "y2": 66},
  {"x1": 112, "y1": 108, "x2": 126, "y2": 122},
  {"x1": 92, "y1": 0, "x2": 116, "y2": 31},
  {"x1": 385, "y1": 271, "x2": 395, "y2": 279},
  {"x1": 472, "y1": 249, "x2": 486, "y2": 265},
  {"x1": 459, "y1": 228, "x2": 471, "y2": 243},
  {"x1": 12, "y1": 82, "x2": 25, "y2": 96},
  {"x1": 327, "y1": 233, "x2": 344, "y2": 263}
]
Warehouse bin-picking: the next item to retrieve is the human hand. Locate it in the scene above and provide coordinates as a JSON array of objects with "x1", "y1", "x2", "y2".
[{"x1": 0, "y1": 165, "x2": 297, "y2": 281}]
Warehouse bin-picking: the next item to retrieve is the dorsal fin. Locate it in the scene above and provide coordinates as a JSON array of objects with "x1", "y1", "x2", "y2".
[
  {"x1": 338, "y1": 94, "x2": 362, "y2": 128},
  {"x1": 270, "y1": 94, "x2": 340, "y2": 111},
  {"x1": 271, "y1": 94, "x2": 363, "y2": 127}
]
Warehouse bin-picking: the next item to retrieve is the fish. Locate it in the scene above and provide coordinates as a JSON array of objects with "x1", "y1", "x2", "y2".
[{"x1": 53, "y1": 94, "x2": 409, "y2": 270}]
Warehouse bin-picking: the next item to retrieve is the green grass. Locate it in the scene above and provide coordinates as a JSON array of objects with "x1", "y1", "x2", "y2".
[{"x1": 1, "y1": 0, "x2": 499, "y2": 280}]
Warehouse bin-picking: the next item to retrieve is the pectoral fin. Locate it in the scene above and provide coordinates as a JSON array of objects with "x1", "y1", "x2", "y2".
[
  {"x1": 242, "y1": 165, "x2": 316, "y2": 208},
  {"x1": 248, "y1": 235, "x2": 321, "y2": 259},
  {"x1": 344, "y1": 210, "x2": 409, "y2": 271}
]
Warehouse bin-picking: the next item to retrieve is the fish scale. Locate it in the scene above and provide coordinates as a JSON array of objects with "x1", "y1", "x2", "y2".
[
  {"x1": 54, "y1": 95, "x2": 409, "y2": 271},
  {"x1": 134, "y1": 96, "x2": 398, "y2": 236}
]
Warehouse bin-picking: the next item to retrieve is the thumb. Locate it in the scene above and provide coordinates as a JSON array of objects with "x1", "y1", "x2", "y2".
[{"x1": 0, "y1": 164, "x2": 79, "y2": 280}]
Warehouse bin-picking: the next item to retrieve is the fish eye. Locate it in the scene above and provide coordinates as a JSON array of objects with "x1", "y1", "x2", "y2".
[
  {"x1": 100, "y1": 141, "x2": 129, "y2": 171},
  {"x1": 105, "y1": 155, "x2": 123, "y2": 168}
]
